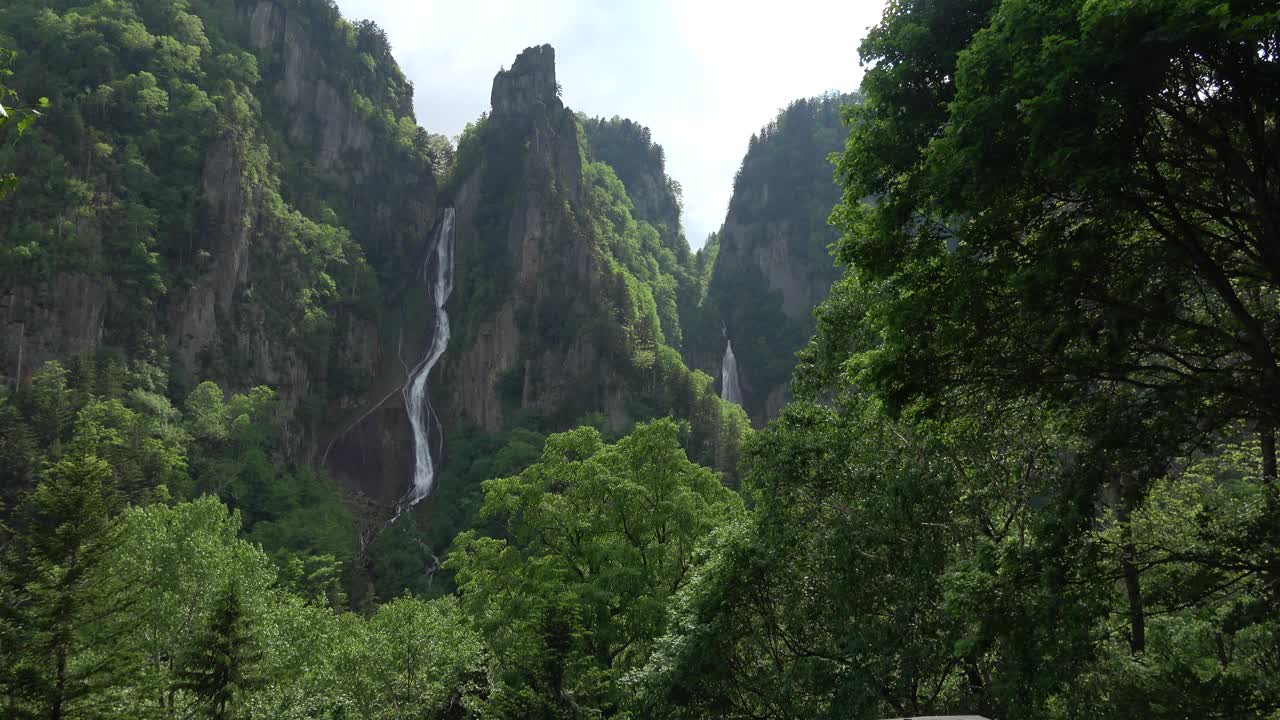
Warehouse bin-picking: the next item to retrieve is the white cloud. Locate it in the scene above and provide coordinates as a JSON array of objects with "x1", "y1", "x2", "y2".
[{"x1": 335, "y1": 0, "x2": 886, "y2": 247}]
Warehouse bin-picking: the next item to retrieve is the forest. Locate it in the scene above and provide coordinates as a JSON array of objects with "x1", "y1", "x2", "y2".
[{"x1": 1, "y1": 0, "x2": 1279, "y2": 718}]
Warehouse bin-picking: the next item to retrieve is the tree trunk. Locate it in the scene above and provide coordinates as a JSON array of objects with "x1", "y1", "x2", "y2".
[
  {"x1": 51, "y1": 644, "x2": 66, "y2": 720},
  {"x1": 963, "y1": 657, "x2": 987, "y2": 712},
  {"x1": 1120, "y1": 522, "x2": 1146, "y2": 655},
  {"x1": 1115, "y1": 477, "x2": 1146, "y2": 655},
  {"x1": 1262, "y1": 425, "x2": 1276, "y2": 485}
]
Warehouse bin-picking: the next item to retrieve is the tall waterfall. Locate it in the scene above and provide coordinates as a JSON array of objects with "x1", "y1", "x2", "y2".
[
  {"x1": 402, "y1": 207, "x2": 455, "y2": 506},
  {"x1": 721, "y1": 339, "x2": 743, "y2": 406}
]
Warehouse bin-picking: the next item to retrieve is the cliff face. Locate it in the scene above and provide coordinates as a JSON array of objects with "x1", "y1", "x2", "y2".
[
  {"x1": 689, "y1": 94, "x2": 855, "y2": 424},
  {"x1": 1, "y1": 273, "x2": 104, "y2": 386},
  {"x1": 225, "y1": 0, "x2": 441, "y2": 502},
  {"x1": 430, "y1": 45, "x2": 743, "y2": 483},
  {"x1": 443, "y1": 45, "x2": 601, "y2": 433},
  {"x1": 242, "y1": 0, "x2": 378, "y2": 172},
  {"x1": 0, "y1": 0, "x2": 438, "y2": 500},
  {"x1": 717, "y1": 215, "x2": 837, "y2": 324}
]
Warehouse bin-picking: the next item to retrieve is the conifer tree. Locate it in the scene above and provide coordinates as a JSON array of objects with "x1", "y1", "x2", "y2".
[
  {"x1": 8, "y1": 455, "x2": 119, "y2": 719},
  {"x1": 175, "y1": 584, "x2": 263, "y2": 720}
]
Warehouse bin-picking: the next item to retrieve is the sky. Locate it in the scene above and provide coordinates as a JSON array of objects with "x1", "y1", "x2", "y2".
[{"x1": 334, "y1": 0, "x2": 888, "y2": 248}]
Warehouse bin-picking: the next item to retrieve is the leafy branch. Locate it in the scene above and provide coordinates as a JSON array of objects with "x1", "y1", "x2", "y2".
[{"x1": 0, "y1": 47, "x2": 48, "y2": 200}]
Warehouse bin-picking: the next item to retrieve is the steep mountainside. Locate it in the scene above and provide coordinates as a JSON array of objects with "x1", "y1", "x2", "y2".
[
  {"x1": 686, "y1": 94, "x2": 854, "y2": 423},
  {"x1": 579, "y1": 114, "x2": 703, "y2": 350},
  {"x1": 579, "y1": 116, "x2": 684, "y2": 258},
  {"x1": 433, "y1": 45, "x2": 746, "y2": 474},
  {"x1": 0, "y1": 0, "x2": 444, "y2": 497}
]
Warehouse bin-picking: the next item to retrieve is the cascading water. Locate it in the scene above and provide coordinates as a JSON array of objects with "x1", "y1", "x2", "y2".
[
  {"x1": 721, "y1": 339, "x2": 743, "y2": 406},
  {"x1": 401, "y1": 207, "x2": 455, "y2": 507}
]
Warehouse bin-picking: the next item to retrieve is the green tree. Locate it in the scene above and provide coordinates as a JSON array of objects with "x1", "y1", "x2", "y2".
[
  {"x1": 175, "y1": 583, "x2": 263, "y2": 720},
  {"x1": 22, "y1": 361, "x2": 76, "y2": 451},
  {"x1": 835, "y1": 0, "x2": 1280, "y2": 463},
  {"x1": 67, "y1": 397, "x2": 189, "y2": 501},
  {"x1": 1064, "y1": 433, "x2": 1280, "y2": 717},
  {"x1": 337, "y1": 595, "x2": 487, "y2": 718},
  {"x1": 91, "y1": 496, "x2": 277, "y2": 716},
  {"x1": 447, "y1": 418, "x2": 743, "y2": 717},
  {"x1": 0, "y1": 390, "x2": 39, "y2": 498},
  {"x1": 246, "y1": 595, "x2": 353, "y2": 720},
  {"x1": 637, "y1": 397, "x2": 1008, "y2": 718},
  {"x1": 7, "y1": 455, "x2": 120, "y2": 719}
]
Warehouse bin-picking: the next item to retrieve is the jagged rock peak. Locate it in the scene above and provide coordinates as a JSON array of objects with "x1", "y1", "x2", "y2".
[{"x1": 491, "y1": 44, "x2": 560, "y2": 116}]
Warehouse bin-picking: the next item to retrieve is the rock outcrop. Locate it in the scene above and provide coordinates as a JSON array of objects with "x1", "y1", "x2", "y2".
[
  {"x1": 242, "y1": 0, "x2": 376, "y2": 171},
  {"x1": 490, "y1": 45, "x2": 560, "y2": 119},
  {"x1": 443, "y1": 44, "x2": 597, "y2": 433},
  {"x1": 1, "y1": 273, "x2": 104, "y2": 386}
]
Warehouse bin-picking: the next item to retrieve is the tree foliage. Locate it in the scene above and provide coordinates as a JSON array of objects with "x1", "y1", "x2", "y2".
[
  {"x1": 629, "y1": 0, "x2": 1280, "y2": 717},
  {"x1": 838, "y1": 0, "x2": 1280, "y2": 436},
  {"x1": 0, "y1": 46, "x2": 45, "y2": 200},
  {"x1": 449, "y1": 419, "x2": 743, "y2": 717}
]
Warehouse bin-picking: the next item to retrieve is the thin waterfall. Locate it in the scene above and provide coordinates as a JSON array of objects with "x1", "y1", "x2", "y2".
[
  {"x1": 401, "y1": 207, "x2": 455, "y2": 507},
  {"x1": 721, "y1": 339, "x2": 743, "y2": 406}
]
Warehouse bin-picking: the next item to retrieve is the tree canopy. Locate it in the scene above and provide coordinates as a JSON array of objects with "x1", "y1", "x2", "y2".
[{"x1": 837, "y1": 0, "x2": 1280, "y2": 439}]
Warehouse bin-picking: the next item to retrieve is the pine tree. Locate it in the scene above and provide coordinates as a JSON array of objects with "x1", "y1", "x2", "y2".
[
  {"x1": 175, "y1": 584, "x2": 263, "y2": 719},
  {"x1": 22, "y1": 362, "x2": 76, "y2": 452},
  {"x1": 0, "y1": 395, "x2": 37, "y2": 498},
  {"x1": 8, "y1": 455, "x2": 119, "y2": 719}
]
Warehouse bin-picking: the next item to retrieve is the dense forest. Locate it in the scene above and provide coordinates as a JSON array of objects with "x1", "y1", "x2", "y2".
[{"x1": 2, "y1": 0, "x2": 1279, "y2": 718}]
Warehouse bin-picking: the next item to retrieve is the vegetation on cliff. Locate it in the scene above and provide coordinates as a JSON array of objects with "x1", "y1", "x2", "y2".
[
  {"x1": 442, "y1": 59, "x2": 749, "y2": 477},
  {"x1": 0, "y1": 0, "x2": 445, "y2": 427}
]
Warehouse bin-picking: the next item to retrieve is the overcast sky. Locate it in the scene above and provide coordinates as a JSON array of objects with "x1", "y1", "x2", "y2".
[{"x1": 334, "y1": 0, "x2": 887, "y2": 248}]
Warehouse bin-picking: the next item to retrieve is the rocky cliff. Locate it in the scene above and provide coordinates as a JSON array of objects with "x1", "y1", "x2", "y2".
[
  {"x1": 323, "y1": 44, "x2": 745, "y2": 512},
  {"x1": 437, "y1": 46, "x2": 728, "y2": 440},
  {"x1": 0, "y1": 0, "x2": 440, "y2": 502},
  {"x1": 441, "y1": 44, "x2": 595, "y2": 434},
  {"x1": 321, "y1": 42, "x2": 743, "y2": 509}
]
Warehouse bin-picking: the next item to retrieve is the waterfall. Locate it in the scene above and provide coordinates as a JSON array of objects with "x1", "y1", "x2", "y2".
[
  {"x1": 401, "y1": 207, "x2": 455, "y2": 507},
  {"x1": 721, "y1": 339, "x2": 743, "y2": 406}
]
